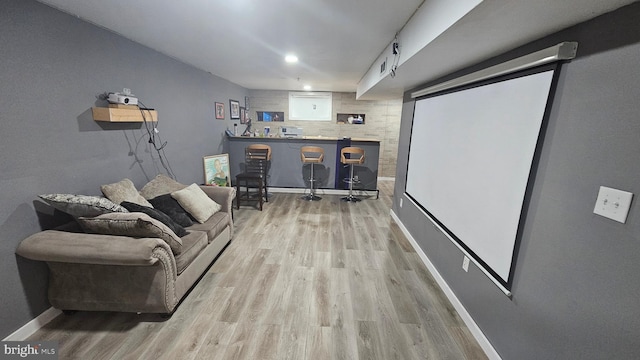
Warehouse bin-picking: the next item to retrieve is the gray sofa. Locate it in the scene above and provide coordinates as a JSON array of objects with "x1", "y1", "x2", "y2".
[{"x1": 16, "y1": 176, "x2": 235, "y2": 314}]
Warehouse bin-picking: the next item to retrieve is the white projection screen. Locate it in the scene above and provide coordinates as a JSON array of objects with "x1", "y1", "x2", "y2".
[{"x1": 406, "y1": 68, "x2": 556, "y2": 285}]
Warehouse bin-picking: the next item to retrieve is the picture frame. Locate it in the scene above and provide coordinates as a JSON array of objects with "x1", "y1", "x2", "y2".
[
  {"x1": 203, "y1": 154, "x2": 231, "y2": 186},
  {"x1": 239, "y1": 107, "x2": 246, "y2": 124},
  {"x1": 215, "y1": 102, "x2": 225, "y2": 119},
  {"x1": 229, "y1": 99, "x2": 240, "y2": 119}
]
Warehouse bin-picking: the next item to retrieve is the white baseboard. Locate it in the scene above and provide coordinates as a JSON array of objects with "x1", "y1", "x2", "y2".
[
  {"x1": 2, "y1": 307, "x2": 62, "y2": 341},
  {"x1": 390, "y1": 210, "x2": 502, "y2": 360}
]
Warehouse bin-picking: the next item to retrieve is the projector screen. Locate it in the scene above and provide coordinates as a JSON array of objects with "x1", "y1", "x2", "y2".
[{"x1": 406, "y1": 68, "x2": 556, "y2": 285}]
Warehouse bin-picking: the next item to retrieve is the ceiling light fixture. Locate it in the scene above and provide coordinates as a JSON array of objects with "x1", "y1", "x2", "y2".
[{"x1": 285, "y1": 54, "x2": 299, "y2": 63}]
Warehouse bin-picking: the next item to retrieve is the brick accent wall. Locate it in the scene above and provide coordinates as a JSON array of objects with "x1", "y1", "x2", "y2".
[{"x1": 247, "y1": 91, "x2": 402, "y2": 178}]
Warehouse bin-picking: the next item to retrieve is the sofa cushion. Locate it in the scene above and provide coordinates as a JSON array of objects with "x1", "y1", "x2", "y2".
[
  {"x1": 120, "y1": 201, "x2": 187, "y2": 237},
  {"x1": 186, "y1": 211, "x2": 229, "y2": 243},
  {"x1": 39, "y1": 194, "x2": 128, "y2": 218},
  {"x1": 101, "y1": 178, "x2": 153, "y2": 207},
  {"x1": 174, "y1": 231, "x2": 208, "y2": 274},
  {"x1": 140, "y1": 174, "x2": 187, "y2": 200},
  {"x1": 77, "y1": 212, "x2": 183, "y2": 254},
  {"x1": 171, "y1": 184, "x2": 221, "y2": 224},
  {"x1": 148, "y1": 194, "x2": 194, "y2": 227}
]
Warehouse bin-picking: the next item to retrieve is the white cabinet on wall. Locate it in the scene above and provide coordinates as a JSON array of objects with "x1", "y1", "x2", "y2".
[{"x1": 289, "y1": 92, "x2": 332, "y2": 121}]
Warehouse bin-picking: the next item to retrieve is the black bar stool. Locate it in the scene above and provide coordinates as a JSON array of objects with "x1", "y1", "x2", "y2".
[
  {"x1": 340, "y1": 146, "x2": 365, "y2": 202},
  {"x1": 235, "y1": 145, "x2": 270, "y2": 210},
  {"x1": 300, "y1": 146, "x2": 324, "y2": 201}
]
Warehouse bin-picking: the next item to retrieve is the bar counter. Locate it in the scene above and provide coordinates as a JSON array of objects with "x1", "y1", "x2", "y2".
[{"x1": 227, "y1": 136, "x2": 380, "y2": 190}]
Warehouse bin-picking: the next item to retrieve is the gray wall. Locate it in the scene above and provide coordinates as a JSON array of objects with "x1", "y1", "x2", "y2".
[
  {"x1": 393, "y1": 3, "x2": 640, "y2": 360},
  {"x1": 0, "y1": 0, "x2": 247, "y2": 339}
]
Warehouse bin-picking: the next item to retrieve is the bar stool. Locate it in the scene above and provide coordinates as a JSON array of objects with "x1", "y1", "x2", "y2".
[
  {"x1": 235, "y1": 145, "x2": 271, "y2": 210},
  {"x1": 300, "y1": 146, "x2": 324, "y2": 201},
  {"x1": 340, "y1": 147, "x2": 365, "y2": 202}
]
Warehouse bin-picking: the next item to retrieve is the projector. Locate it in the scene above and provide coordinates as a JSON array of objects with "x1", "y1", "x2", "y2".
[{"x1": 108, "y1": 92, "x2": 138, "y2": 106}]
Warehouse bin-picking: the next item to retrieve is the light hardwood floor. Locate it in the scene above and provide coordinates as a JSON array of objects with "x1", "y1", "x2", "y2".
[{"x1": 28, "y1": 180, "x2": 488, "y2": 360}]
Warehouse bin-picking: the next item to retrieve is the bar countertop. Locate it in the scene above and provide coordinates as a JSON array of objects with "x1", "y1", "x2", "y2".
[{"x1": 228, "y1": 135, "x2": 380, "y2": 142}]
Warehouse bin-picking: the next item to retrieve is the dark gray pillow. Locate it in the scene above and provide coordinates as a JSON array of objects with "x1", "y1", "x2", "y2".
[
  {"x1": 120, "y1": 201, "x2": 187, "y2": 237},
  {"x1": 148, "y1": 194, "x2": 194, "y2": 227}
]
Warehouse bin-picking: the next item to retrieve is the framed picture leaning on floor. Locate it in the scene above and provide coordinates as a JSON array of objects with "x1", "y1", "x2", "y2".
[{"x1": 203, "y1": 154, "x2": 231, "y2": 186}]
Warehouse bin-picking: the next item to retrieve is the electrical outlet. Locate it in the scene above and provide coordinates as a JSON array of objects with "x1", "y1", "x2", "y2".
[
  {"x1": 593, "y1": 186, "x2": 633, "y2": 223},
  {"x1": 462, "y1": 256, "x2": 470, "y2": 272}
]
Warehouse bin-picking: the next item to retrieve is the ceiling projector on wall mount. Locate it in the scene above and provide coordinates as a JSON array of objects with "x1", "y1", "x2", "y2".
[{"x1": 107, "y1": 88, "x2": 138, "y2": 105}]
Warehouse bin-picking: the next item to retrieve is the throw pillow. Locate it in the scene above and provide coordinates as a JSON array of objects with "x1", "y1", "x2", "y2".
[
  {"x1": 77, "y1": 212, "x2": 183, "y2": 254},
  {"x1": 39, "y1": 194, "x2": 128, "y2": 218},
  {"x1": 171, "y1": 183, "x2": 221, "y2": 224},
  {"x1": 101, "y1": 178, "x2": 153, "y2": 207},
  {"x1": 120, "y1": 201, "x2": 188, "y2": 237},
  {"x1": 140, "y1": 174, "x2": 186, "y2": 200},
  {"x1": 148, "y1": 194, "x2": 194, "y2": 227}
]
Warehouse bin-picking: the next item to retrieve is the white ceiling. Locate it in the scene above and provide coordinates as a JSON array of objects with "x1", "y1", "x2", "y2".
[{"x1": 38, "y1": 0, "x2": 636, "y2": 99}]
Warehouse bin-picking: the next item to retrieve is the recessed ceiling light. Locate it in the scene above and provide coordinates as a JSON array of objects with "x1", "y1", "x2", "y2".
[
  {"x1": 303, "y1": 85, "x2": 312, "y2": 91},
  {"x1": 285, "y1": 54, "x2": 299, "y2": 63}
]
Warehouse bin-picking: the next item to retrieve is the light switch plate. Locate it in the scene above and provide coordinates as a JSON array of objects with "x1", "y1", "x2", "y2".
[
  {"x1": 462, "y1": 256, "x2": 470, "y2": 272},
  {"x1": 593, "y1": 186, "x2": 633, "y2": 223}
]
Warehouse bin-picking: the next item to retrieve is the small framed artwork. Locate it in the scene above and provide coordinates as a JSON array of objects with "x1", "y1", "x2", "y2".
[
  {"x1": 240, "y1": 107, "x2": 246, "y2": 124},
  {"x1": 229, "y1": 99, "x2": 240, "y2": 119},
  {"x1": 337, "y1": 113, "x2": 365, "y2": 125},
  {"x1": 257, "y1": 111, "x2": 284, "y2": 122},
  {"x1": 215, "y1": 102, "x2": 225, "y2": 119},
  {"x1": 203, "y1": 154, "x2": 231, "y2": 186}
]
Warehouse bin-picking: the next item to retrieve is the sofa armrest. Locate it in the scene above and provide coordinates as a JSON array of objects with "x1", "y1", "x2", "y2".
[
  {"x1": 16, "y1": 230, "x2": 176, "y2": 271},
  {"x1": 199, "y1": 185, "x2": 236, "y2": 214}
]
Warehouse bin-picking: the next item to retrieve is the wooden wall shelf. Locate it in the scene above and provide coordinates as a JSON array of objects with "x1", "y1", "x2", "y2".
[{"x1": 92, "y1": 106, "x2": 157, "y2": 122}]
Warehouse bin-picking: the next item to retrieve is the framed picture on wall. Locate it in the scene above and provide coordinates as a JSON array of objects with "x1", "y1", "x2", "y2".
[
  {"x1": 203, "y1": 154, "x2": 231, "y2": 186},
  {"x1": 240, "y1": 107, "x2": 246, "y2": 124},
  {"x1": 215, "y1": 102, "x2": 225, "y2": 119},
  {"x1": 229, "y1": 99, "x2": 240, "y2": 119}
]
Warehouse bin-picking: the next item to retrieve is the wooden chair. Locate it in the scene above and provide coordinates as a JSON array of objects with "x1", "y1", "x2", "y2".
[
  {"x1": 300, "y1": 146, "x2": 325, "y2": 201},
  {"x1": 235, "y1": 145, "x2": 270, "y2": 210},
  {"x1": 340, "y1": 146, "x2": 365, "y2": 202}
]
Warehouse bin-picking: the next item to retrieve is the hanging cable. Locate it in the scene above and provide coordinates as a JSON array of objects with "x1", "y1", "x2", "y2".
[{"x1": 138, "y1": 100, "x2": 176, "y2": 180}]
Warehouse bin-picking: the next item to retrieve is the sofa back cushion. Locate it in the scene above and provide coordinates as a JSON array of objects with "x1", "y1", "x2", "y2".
[
  {"x1": 101, "y1": 178, "x2": 153, "y2": 207},
  {"x1": 140, "y1": 174, "x2": 187, "y2": 200},
  {"x1": 78, "y1": 212, "x2": 183, "y2": 254}
]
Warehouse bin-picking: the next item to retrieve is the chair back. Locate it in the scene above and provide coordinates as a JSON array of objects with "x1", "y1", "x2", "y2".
[
  {"x1": 300, "y1": 146, "x2": 325, "y2": 163},
  {"x1": 247, "y1": 143, "x2": 272, "y2": 160},
  {"x1": 340, "y1": 147, "x2": 365, "y2": 164},
  {"x1": 245, "y1": 147, "x2": 270, "y2": 175}
]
